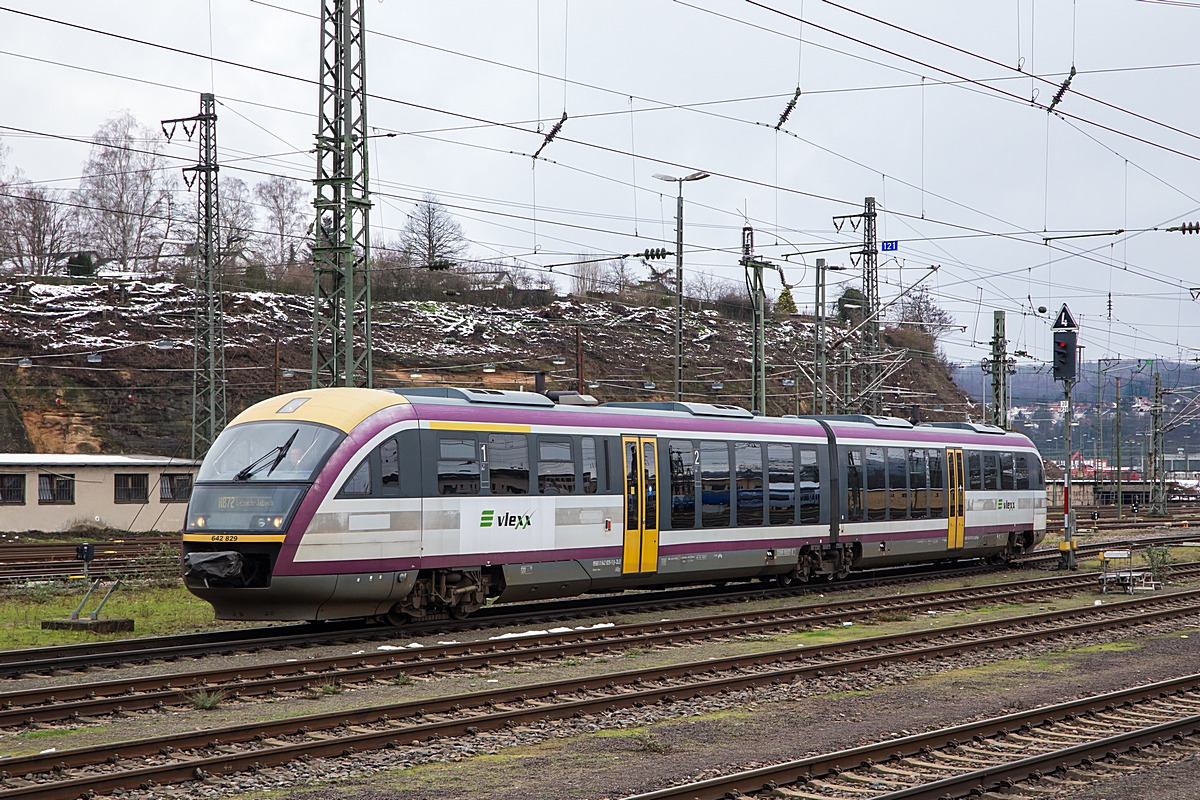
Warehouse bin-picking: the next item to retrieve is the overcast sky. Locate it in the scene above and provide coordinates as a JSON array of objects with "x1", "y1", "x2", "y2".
[{"x1": 3, "y1": 0, "x2": 1200, "y2": 370}]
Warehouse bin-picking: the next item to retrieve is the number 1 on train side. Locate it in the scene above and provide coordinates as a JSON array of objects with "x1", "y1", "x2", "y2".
[{"x1": 622, "y1": 436, "x2": 660, "y2": 574}]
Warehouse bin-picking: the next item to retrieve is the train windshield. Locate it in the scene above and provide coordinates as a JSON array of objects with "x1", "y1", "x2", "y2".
[{"x1": 198, "y1": 421, "x2": 343, "y2": 483}]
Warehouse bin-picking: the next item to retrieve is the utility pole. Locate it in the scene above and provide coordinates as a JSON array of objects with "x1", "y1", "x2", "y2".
[
  {"x1": 163, "y1": 93, "x2": 225, "y2": 459},
  {"x1": 575, "y1": 325, "x2": 584, "y2": 393},
  {"x1": 312, "y1": 0, "x2": 373, "y2": 388},
  {"x1": 1115, "y1": 376, "x2": 1122, "y2": 518},
  {"x1": 743, "y1": 226, "x2": 767, "y2": 415},
  {"x1": 274, "y1": 334, "x2": 281, "y2": 396},
  {"x1": 653, "y1": 171, "x2": 708, "y2": 402},
  {"x1": 814, "y1": 258, "x2": 827, "y2": 415},
  {"x1": 987, "y1": 310, "x2": 1008, "y2": 428},
  {"x1": 832, "y1": 197, "x2": 880, "y2": 414},
  {"x1": 1151, "y1": 370, "x2": 1167, "y2": 515},
  {"x1": 842, "y1": 344, "x2": 853, "y2": 413}
]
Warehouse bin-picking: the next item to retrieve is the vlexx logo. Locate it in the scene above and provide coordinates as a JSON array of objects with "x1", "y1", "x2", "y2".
[{"x1": 479, "y1": 510, "x2": 533, "y2": 530}]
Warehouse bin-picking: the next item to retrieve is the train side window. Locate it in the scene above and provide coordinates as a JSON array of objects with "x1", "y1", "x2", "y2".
[
  {"x1": 927, "y1": 449, "x2": 945, "y2": 518},
  {"x1": 768, "y1": 443, "x2": 795, "y2": 525},
  {"x1": 669, "y1": 440, "x2": 696, "y2": 530},
  {"x1": 734, "y1": 442, "x2": 763, "y2": 526},
  {"x1": 1031, "y1": 456, "x2": 1045, "y2": 490},
  {"x1": 342, "y1": 459, "x2": 371, "y2": 496},
  {"x1": 982, "y1": 452, "x2": 999, "y2": 490},
  {"x1": 642, "y1": 441, "x2": 658, "y2": 529},
  {"x1": 908, "y1": 448, "x2": 928, "y2": 520},
  {"x1": 379, "y1": 439, "x2": 399, "y2": 491},
  {"x1": 1015, "y1": 455, "x2": 1030, "y2": 490},
  {"x1": 866, "y1": 447, "x2": 886, "y2": 522},
  {"x1": 538, "y1": 439, "x2": 575, "y2": 494},
  {"x1": 887, "y1": 448, "x2": 908, "y2": 520},
  {"x1": 489, "y1": 434, "x2": 529, "y2": 495},
  {"x1": 437, "y1": 438, "x2": 479, "y2": 495},
  {"x1": 846, "y1": 449, "x2": 864, "y2": 522},
  {"x1": 700, "y1": 441, "x2": 730, "y2": 528},
  {"x1": 799, "y1": 447, "x2": 820, "y2": 524},
  {"x1": 1000, "y1": 452, "x2": 1015, "y2": 491},
  {"x1": 582, "y1": 437, "x2": 598, "y2": 494},
  {"x1": 967, "y1": 451, "x2": 982, "y2": 491}
]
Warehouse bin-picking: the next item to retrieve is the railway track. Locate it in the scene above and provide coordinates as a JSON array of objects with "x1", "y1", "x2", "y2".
[
  {"x1": 5, "y1": 564, "x2": 1197, "y2": 726},
  {"x1": 0, "y1": 531, "x2": 1189, "y2": 678},
  {"x1": 625, "y1": 673, "x2": 1200, "y2": 800},
  {"x1": 3, "y1": 585, "x2": 1200, "y2": 798},
  {"x1": 0, "y1": 538, "x2": 178, "y2": 582}
]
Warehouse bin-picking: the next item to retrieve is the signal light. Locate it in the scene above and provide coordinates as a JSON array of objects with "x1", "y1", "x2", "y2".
[{"x1": 1052, "y1": 330, "x2": 1077, "y2": 381}]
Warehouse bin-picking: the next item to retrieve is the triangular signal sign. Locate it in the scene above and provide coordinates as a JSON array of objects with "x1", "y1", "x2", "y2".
[{"x1": 1052, "y1": 303, "x2": 1078, "y2": 330}]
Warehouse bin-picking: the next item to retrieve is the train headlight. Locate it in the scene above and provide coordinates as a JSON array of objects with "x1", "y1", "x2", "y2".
[
  {"x1": 272, "y1": 517, "x2": 283, "y2": 528},
  {"x1": 194, "y1": 516, "x2": 206, "y2": 528}
]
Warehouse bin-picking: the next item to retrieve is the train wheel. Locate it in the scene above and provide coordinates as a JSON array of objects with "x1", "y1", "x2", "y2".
[
  {"x1": 383, "y1": 609, "x2": 409, "y2": 627},
  {"x1": 448, "y1": 606, "x2": 473, "y2": 620},
  {"x1": 774, "y1": 573, "x2": 795, "y2": 588}
]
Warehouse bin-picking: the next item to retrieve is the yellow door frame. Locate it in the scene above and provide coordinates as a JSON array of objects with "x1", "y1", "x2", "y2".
[
  {"x1": 621, "y1": 436, "x2": 660, "y2": 574},
  {"x1": 947, "y1": 448, "x2": 965, "y2": 549}
]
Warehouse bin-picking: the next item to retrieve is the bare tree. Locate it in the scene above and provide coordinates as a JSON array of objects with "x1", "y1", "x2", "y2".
[
  {"x1": 1, "y1": 184, "x2": 78, "y2": 275},
  {"x1": 569, "y1": 255, "x2": 607, "y2": 296},
  {"x1": 400, "y1": 193, "x2": 467, "y2": 269},
  {"x1": 891, "y1": 286, "x2": 956, "y2": 341},
  {"x1": 217, "y1": 177, "x2": 258, "y2": 273},
  {"x1": 75, "y1": 112, "x2": 174, "y2": 272},
  {"x1": 604, "y1": 257, "x2": 638, "y2": 296},
  {"x1": 686, "y1": 268, "x2": 722, "y2": 305},
  {"x1": 254, "y1": 175, "x2": 307, "y2": 279}
]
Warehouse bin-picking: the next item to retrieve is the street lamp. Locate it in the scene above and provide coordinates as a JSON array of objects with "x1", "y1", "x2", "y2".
[{"x1": 653, "y1": 170, "x2": 710, "y2": 403}]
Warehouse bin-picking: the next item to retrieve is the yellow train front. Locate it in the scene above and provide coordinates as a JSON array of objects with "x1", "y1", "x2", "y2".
[{"x1": 182, "y1": 387, "x2": 1047, "y2": 622}]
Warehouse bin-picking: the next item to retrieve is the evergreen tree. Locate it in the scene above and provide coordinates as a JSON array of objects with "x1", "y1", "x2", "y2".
[{"x1": 775, "y1": 285, "x2": 797, "y2": 316}]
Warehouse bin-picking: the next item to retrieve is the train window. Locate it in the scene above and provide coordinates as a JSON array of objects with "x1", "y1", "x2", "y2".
[
  {"x1": 982, "y1": 452, "x2": 999, "y2": 490},
  {"x1": 967, "y1": 451, "x2": 982, "y2": 491},
  {"x1": 437, "y1": 438, "x2": 480, "y2": 495},
  {"x1": 927, "y1": 449, "x2": 945, "y2": 518},
  {"x1": 1000, "y1": 452, "x2": 1015, "y2": 491},
  {"x1": 908, "y1": 449, "x2": 928, "y2": 520},
  {"x1": 669, "y1": 440, "x2": 696, "y2": 530},
  {"x1": 799, "y1": 448, "x2": 820, "y2": 524},
  {"x1": 768, "y1": 443, "x2": 795, "y2": 525},
  {"x1": 1031, "y1": 456, "x2": 1045, "y2": 490},
  {"x1": 380, "y1": 439, "x2": 399, "y2": 488},
  {"x1": 700, "y1": 441, "x2": 730, "y2": 528},
  {"x1": 846, "y1": 449, "x2": 864, "y2": 522},
  {"x1": 538, "y1": 439, "x2": 575, "y2": 494},
  {"x1": 342, "y1": 459, "x2": 371, "y2": 495},
  {"x1": 1015, "y1": 455, "x2": 1030, "y2": 490},
  {"x1": 735, "y1": 442, "x2": 763, "y2": 526},
  {"x1": 489, "y1": 434, "x2": 529, "y2": 495},
  {"x1": 582, "y1": 438, "x2": 598, "y2": 494},
  {"x1": 887, "y1": 448, "x2": 908, "y2": 520},
  {"x1": 643, "y1": 442, "x2": 658, "y2": 530},
  {"x1": 866, "y1": 447, "x2": 886, "y2": 522},
  {"x1": 625, "y1": 441, "x2": 639, "y2": 533}
]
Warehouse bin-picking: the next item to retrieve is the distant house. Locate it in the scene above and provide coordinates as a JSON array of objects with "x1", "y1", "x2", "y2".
[{"x1": 0, "y1": 454, "x2": 198, "y2": 533}]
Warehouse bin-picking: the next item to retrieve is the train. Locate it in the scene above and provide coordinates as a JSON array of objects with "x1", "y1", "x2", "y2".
[{"x1": 181, "y1": 387, "x2": 1047, "y2": 622}]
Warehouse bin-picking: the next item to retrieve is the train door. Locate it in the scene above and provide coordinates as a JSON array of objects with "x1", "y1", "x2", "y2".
[
  {"x1": 621, "y1": 436, "x2": 660, "y2": 574},
  {"x1": 946, "y1": 448, "x2": 965, "y2": 549}
]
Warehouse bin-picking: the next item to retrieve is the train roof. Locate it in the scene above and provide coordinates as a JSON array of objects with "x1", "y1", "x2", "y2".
[{"x1": 225, "y1": 387, "x2": 1035, "y2": 449}]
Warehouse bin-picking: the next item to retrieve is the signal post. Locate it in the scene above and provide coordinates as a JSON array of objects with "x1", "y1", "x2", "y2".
[{"x1": 1053, "y1": 304, "x2": 1079, "y2": 569}]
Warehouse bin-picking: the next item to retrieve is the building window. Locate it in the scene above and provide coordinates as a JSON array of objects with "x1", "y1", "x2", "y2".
[
  {"x1": 0, "y1": 474, "x2": 25, "y2": 505},
  {"x1": 159, "y1": 473, "x2": 192, "y2": 502},
  {"x1": 114, "y1": 473, "x2": 150, "y2": 504},
  {"x1": 38, "y1": 474, "x2": 74, "y2": 505}
]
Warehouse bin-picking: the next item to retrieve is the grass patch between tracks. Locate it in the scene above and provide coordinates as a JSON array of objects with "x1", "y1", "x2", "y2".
[{"x1": 0, "y1": 583, "x2": 241, "y2": 649}]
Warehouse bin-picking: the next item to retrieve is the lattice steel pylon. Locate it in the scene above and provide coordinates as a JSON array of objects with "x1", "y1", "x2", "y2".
[
  {"x1": 860, "y1": 197, "x2": 880, "y2": 415},
  {"x1": 312, "y1": 0, "x2": 373, "y2": 388},
  {"x1": 163, "y1": 93, "x2": 226, "y2": 458}
]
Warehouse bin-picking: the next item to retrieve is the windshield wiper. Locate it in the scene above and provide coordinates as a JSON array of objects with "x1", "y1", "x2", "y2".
[{"x1": 233, "y1": 429, "x2": 300, "y2": 481}]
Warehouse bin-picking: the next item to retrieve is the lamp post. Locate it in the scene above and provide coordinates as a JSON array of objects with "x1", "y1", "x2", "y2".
[{"x1": 653, "y1": 170, "x2": 710, "y2": 402}]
